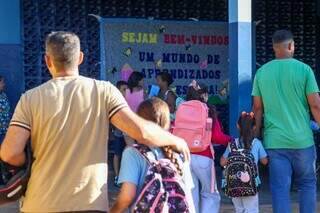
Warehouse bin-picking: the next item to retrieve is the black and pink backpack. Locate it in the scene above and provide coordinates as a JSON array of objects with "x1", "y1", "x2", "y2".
[
  {"x1": 132, "y1": 144, "x2": 190, "y2": 213},
  {"x1": 224, "y1": 139, "x2": 258, "y2": 198}
]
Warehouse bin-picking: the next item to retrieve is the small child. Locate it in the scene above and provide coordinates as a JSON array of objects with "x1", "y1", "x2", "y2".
[
  {"x1": 112, "y1": 81, "x2": 128, "y2": 186},
  {"x1": 220, "y1": 112, "x2": 268, "y2": 213},
  {"x1": 110, "y1": 98, "x2": 195, "y2": 213}
]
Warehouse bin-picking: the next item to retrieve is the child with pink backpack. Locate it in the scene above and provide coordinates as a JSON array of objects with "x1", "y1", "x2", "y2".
[
  {"x1": 110, "y1": 98, "x2": 195, "y2": 213},
  {"x1": 172, "y1": 80, "x2": 231, "y2": 213}
]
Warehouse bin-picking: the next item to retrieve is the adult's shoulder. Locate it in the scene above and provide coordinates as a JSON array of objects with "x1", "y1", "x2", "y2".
[
  {"x1": 291, "y1": 58, "x2": 310, "y2": 66},
  {"x1": 93, "y1": 79, "x2": 118, "y2": 94},
  {"x1": 22, "y1": 80, "x2": 54, "y2": 99},
  {"x1": 287, "y1": 59, "x2": 315, "y2": 78},
  {"x1": 257, "y1": 60, "x2": 278, "y2": 73},
  {"x1": 91, "y1": 78, "x2": 113, "y2": 87}
]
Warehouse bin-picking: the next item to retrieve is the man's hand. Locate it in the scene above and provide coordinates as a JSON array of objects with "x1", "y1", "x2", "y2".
[
  {"x1": 168, "y1": 136, "x2": 190, "y2": 162},
  {"x1": 253, "y1": 96, "x2": 264, "y2": 138}
]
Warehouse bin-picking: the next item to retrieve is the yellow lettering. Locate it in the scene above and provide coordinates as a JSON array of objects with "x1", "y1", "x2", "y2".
[
  {"x1": 136, "y1": 33, "x2": 142, "y2": 43},
  {"x1": 142, "y1": 33, "x2": 149, "y2": 43},
  {"x1": 122, "y1": 32, "x2": 129, "y2": 43},
  {"x1": 122, "y1": 32, "x2": 157, "y2": 44},
  {"x1": 129, "y1": 33, "x2": 135, "y2": 43},
  {"x1": 149, "y1": 34, "x2": 157, "y2": 44}
]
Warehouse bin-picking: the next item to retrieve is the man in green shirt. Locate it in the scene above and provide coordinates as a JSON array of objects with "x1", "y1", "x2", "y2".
[{"x1": 252, "y1": 30, "x2": 320, "y2": 213}]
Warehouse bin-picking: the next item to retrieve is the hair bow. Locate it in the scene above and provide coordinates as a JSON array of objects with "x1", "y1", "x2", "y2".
[
  {"x1": 241, "y1": 111, "x2": 255, "y2": 118},
  {"x1": 189, "y1": 80, "x2": 201, "y2": 91}
]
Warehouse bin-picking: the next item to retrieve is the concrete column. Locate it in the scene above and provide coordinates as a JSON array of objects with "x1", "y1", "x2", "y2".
[{"x1": 228, "y1": 0, "x2": 253, "y2": 136}]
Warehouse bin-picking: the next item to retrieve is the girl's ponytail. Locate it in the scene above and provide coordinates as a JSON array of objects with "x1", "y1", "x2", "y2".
[
  {"x1": 237, "y1": 112, "x2": 256, "y2": 149},
  {"x1": 162, "y1": 146, "x2": 183, "y2": 176}
]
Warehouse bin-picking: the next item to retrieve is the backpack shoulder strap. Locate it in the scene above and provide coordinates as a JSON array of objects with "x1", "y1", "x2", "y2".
[
  {"x1": 131, "y1": 144, "x2": 157, "y2": 164},
  {"x1": 229, "y1": 138, "x2": 239, "y2": 151}
]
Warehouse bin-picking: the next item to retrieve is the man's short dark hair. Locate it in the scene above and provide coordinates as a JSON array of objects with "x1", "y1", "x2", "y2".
[
  {"x1": 272, "y1": 30, "x2": 294, "y2": 44},
  {"x1": 116, "y1": 80, "x2": 127, "y2": 89},
  {"x1": 45, "y1": 31, "x2": 80, "y2": 70}
]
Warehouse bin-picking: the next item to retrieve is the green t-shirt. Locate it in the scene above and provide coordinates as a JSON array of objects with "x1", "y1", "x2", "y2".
[{"x1": 252, "y1": 58, "x2": 319, "y2": 149}]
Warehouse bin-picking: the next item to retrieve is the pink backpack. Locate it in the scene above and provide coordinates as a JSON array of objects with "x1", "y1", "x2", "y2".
[{"x1": 172, "y1": 100, "x2": 212, "y2": 152}]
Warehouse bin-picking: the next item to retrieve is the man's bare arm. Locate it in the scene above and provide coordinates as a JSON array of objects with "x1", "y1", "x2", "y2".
[
  {"x1": 111, "y1": 107, "x2": 190, "y2": 161},
  {"x1": 253, "y1": 96, "x2": 264, "y2": 138},
  {"x1": 0, "y1": 126, "x2": 30, "y2": 166},
  {"x1": 307, "y1": 93, "x2": 320, "y2": 124}
]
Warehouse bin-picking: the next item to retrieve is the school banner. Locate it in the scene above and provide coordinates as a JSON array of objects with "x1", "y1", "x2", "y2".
[{"x1": 101, "y1": 18, "x2": 228, "y2": 104}]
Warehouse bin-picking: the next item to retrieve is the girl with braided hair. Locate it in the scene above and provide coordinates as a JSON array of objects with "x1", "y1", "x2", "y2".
[{"x1": 110, "y1": 98, "x2": 195, "y2": 213}]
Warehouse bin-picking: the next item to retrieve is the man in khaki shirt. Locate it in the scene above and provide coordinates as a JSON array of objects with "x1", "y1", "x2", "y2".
[{"x1": 0, "y1": 31, "x2": 189, "y2": 212}]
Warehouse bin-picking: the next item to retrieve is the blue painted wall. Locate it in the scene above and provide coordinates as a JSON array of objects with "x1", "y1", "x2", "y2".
[
  {"x1": 0, "y1": 0, "x2": 23, "y2": 110},
  {"x1": 0, "y1": 0, "x2": 21, "y2": 44}
]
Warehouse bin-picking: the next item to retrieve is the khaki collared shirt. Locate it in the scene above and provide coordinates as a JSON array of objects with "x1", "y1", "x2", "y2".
[{"x1": 11, "y1": 76, "x2": 127, "y2": 212}]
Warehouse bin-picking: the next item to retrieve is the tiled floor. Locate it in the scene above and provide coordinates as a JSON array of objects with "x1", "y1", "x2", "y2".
[{"x1": 0, "y1": 171, "x2": 318, "y2": 212}]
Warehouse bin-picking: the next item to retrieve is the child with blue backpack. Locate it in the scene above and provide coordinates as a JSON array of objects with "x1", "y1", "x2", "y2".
[
  {"x1": 110, "y1": 98, "x2": 195, "y2": 213},
  {"x1": 220, "y1": 112, "x2": 268, "y2": 213}
]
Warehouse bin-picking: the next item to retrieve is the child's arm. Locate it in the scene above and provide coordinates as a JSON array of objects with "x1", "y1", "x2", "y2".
[
  {"x1": 211, "y1": 119, "x2": 232, "y2": 146},
  {"x1": 220, "y1": 156, "x2": 228, "y2": 167},
  {"x1": 260, "y1": 157, "x2": 268, "y2": 166},
  {"x1": 110, "y1": 147, "x2": 142, "y2": 212},
  {"x1": 257, "y1": 139, "x2": 268, "y2": 166},
  {"x1": 110, "y1": 182, "x2": 137, "y2": 213},
  {"x1": 220, "y1": 144, "x2": 231, "y2": 167}
]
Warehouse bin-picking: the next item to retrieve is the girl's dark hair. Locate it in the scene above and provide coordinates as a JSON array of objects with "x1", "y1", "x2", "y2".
[
  {"x1": 207, "y1": 104, "x2": 218, "y2": 123},
  {"x1": 186, "y1": 82, "x2": 218, "y2": 121},
  {"x1": 198, "y1": 83, "x2": 218, "y2": 121},
  {"x1": 137, "y1": 98, "x2": 183, "y2": 176},
  {"x1": 156, "y1": 72, "x2": 174, "y2": 86},
  {"x1": 116, "y1": 80, "x2": 127, "y2": 89},
  {"x1": 127, "y1": 71, "x2": 144, "y2": 92},
  {"x1": 186, "y1": 86, "x2": 202, "y2": 101},
  {"x1": 198, "y1": 83, "x2": 208, "y2": 95},
  {"x1": 237, "y1": 112, "x2": 256, "y2": 149}
]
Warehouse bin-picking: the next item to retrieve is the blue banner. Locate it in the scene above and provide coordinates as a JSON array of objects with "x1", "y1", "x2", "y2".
[{"x1": 101, "y1": 18, "x2": 228, "y2": 104}]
